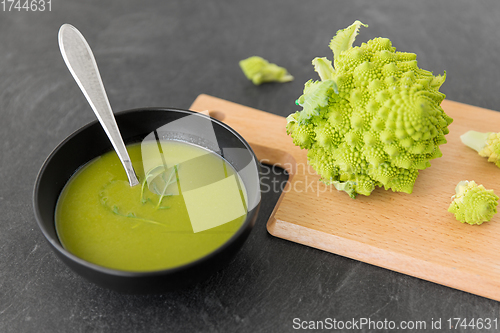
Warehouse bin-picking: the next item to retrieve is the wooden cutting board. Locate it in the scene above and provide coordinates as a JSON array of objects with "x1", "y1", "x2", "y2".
[{"x1": 190, "y1": 94, "x2": 500, "y2": 301}]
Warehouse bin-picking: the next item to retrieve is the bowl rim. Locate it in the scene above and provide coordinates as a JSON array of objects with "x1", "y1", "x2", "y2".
[{"x1": 32, "y1": 106, "x2": 261, "y2": 278}]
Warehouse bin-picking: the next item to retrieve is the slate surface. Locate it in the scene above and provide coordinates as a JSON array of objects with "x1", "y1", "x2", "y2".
[{"x1": 1, "y1": 1, "x2": 500, "y2": 332}]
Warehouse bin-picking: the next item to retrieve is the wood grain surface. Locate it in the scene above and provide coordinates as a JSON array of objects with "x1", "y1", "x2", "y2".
[{"x1": 190, "y1": 94, "x2": 500, "y2": 301}]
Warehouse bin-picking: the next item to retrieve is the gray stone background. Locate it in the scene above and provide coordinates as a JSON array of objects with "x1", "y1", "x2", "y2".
[{"x1": 1, "y1": 0, "x2": 500, "y2": 332}]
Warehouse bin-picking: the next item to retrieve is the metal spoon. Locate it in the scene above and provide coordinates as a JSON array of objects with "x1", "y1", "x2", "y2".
[{"x1": 58, "y1": 24, "x2": 139, "y2": 187}]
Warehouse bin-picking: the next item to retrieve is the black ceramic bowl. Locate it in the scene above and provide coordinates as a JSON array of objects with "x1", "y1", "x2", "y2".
[{"x1": 33, "y1": 108, "x2": 261, "y2": 293}]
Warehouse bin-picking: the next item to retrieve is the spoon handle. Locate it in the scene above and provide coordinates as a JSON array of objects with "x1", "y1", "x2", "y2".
[{"x1": 58, "y1": 24, "x2": 139, "y2": 187}]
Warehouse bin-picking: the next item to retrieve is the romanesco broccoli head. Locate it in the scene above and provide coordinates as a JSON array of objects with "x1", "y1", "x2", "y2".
[
  {"x1": 460, "y1": 131, "x2": 500, "y2": 168},
  {"x1": 286, "y1": 20, "x2": 453, "y2": 198},
  {"x1": 448, "y1": 180, "x2": 499, "y2": 225}
]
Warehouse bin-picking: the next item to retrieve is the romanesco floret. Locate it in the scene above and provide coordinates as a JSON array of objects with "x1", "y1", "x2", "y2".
[
  {"x1": 448, "y1": 180, "x2": 498, "y2": 225},
  {"x1": 286, "y1": 20, "x2": 453, "y2": 198},
  {"x1": 460, "y1": 130, "x2": 500, "y2": 168},
  {"x1": 239, "y1": 56, "x2": 293, "y2": 85}
]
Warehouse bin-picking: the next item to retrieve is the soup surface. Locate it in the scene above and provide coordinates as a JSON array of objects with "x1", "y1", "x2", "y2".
[{"x1": 55, "y1": 141, "x2": 247, "y2": 271}]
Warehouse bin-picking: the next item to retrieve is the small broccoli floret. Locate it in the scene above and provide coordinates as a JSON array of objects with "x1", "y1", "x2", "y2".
[
  {"x1": 286, "y1": 20, "x2": 452, "y2": 198},
  {"x1": 460, "y1": 130, "x2": 500, "y2": 168},
  {"x1": 448, "y1": 180, "x2": 499, "y2": 225},
  {"x1": 239, "y1": 56, "x2": 293, "y2": 85}
]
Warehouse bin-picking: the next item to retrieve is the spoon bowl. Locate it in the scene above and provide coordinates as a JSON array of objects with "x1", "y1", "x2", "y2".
[{"x1": 58, "y1": 24, "x2": 139, "y2": 187}]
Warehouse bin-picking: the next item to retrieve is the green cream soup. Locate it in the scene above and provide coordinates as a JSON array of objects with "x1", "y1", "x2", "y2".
[{"x1": 55, "y1": 141, "x2": 247, "y2": 272}]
